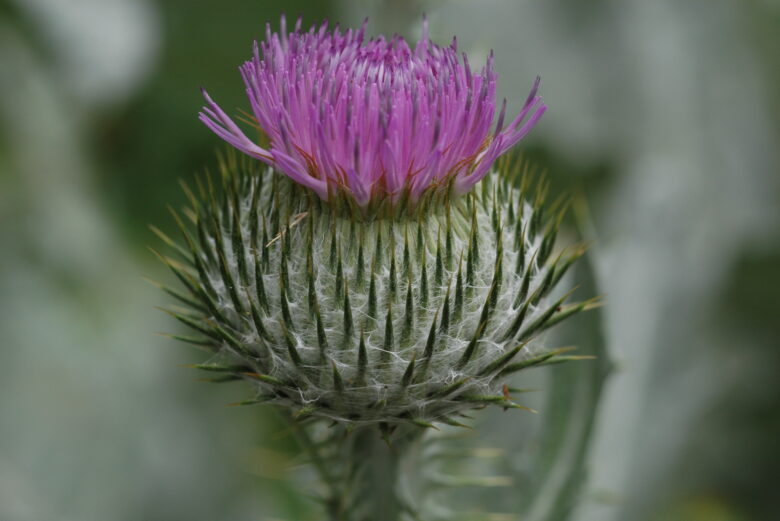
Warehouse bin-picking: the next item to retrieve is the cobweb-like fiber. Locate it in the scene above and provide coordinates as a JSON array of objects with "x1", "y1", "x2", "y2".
[{"x1": 162, "y1": 156, "x2": 586, "y2": 426}]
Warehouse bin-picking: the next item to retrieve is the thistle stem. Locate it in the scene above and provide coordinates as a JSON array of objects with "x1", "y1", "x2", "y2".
[{"x1": 321, "y1": 425, "x2": 424, "y2": 521}]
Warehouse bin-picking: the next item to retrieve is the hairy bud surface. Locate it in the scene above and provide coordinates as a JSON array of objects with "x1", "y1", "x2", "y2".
[{"x1": 157, "y1": 154, "x2": 592, "y2": 428}]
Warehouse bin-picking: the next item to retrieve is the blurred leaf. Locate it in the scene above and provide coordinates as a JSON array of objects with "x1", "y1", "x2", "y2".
[{"x1": 519, "y1": 250, "x2": 611, "y2": 521}]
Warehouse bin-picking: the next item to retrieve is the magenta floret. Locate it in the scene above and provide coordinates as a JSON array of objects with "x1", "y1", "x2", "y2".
[{"x1": 200, "y1": 16, "x2": 546, "y2": 206}]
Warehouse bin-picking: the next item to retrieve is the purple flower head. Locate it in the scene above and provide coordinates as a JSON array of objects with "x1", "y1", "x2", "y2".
[{"x1": 200, "y1": 16, "x2": 546, "y2": 207}]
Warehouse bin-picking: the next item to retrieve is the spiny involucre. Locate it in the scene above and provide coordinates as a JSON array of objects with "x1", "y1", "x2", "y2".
[{"x1": 156, "y1": 17, "x2": 597, "y2": 429}]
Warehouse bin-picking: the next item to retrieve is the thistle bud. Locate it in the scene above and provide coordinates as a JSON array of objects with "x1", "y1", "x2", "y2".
[{"x1": 157, "y1": 17, "x2": 593, "y2": 430}]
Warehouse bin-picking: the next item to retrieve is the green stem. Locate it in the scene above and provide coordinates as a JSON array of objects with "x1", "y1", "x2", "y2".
[{"x1": 322, "y1": 424, "x2": 424, "y2": 521}]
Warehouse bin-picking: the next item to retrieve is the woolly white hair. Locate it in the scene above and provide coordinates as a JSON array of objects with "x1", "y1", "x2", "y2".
[{"x1": 158, "y1": 155, "x2": 591, "y2": 427}]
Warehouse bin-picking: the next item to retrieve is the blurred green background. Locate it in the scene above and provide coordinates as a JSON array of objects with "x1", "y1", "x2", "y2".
[{"x1": 1, "y1": 0, "x2": 778, "y2": 520}]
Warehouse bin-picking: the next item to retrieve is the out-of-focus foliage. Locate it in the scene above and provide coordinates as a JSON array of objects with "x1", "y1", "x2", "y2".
[{"x1": 1, "y1": 0, "x2": 778, "y2": 520}]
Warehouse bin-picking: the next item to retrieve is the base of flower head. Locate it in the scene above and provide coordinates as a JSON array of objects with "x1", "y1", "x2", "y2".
[{"x1": 155, "y1": 152, "x2": 597, "y2": 428}]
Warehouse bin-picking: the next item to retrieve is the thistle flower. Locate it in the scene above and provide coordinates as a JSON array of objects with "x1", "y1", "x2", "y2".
[
  {"x1": 158, "y1": 18, "x2": 594, "y2": 433},
  {"x1": 199, "y1": 17, "x2": 546, "y2": 207}
]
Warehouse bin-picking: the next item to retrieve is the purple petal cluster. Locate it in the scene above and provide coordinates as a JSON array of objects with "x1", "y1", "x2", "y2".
[{"x1": 200, "y1": 17, "x2": 546, "y2": 206}]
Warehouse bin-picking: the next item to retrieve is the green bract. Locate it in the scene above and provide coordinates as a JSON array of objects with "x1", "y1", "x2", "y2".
[{"x1": 155, "y1": 153, "x2": 596, "y2": 428}]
